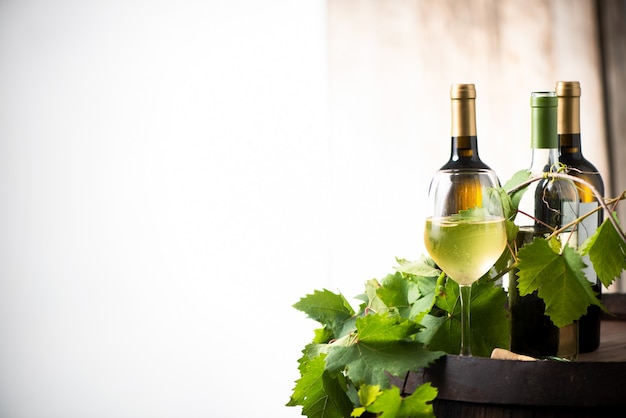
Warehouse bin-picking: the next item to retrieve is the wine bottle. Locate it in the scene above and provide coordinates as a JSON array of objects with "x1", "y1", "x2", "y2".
[
  {"x1": 509, "y1": 91, "x2": 580, "y2": 360},
  {"x1": 438, "y1": 84, "x2": 501, "y2": 217},
  {"x1": 557, "y1": 81, "x2": 605, "y2": 353},
  {"x1": 440, "y1": 84, "x2": 494, "y2": 172}
]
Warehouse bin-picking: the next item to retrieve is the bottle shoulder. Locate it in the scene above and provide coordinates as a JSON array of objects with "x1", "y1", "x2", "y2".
[
  {"x1": 559, "y1": 153, "x2": 597, "y2": 169},
  {"x1": 439, "y1": 159, "x2": 492, "y2": 171},
  {"x1": 559, "y1": 154, "x2": 605, "y2": 191}
]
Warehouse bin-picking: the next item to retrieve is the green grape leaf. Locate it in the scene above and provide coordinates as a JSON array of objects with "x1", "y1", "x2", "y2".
[
  {"x1": 293, "y1": 289, "x2": 355, "y2": 339},
  {"x1": 376, "y1": 272, "x2": 435, "y2": 322},
  {"x1": 468, "y1": 280, "x2": 510, "y2": 355},
  {"x1": 394, "y1": 256, "x2": 440, "y2": 278},
  {"x1": 412, "y1": 273, "x2": 438, "y2": 297},
  {"x1": 354, "y1": 384, "x2": 383, "y2": 412},
  {"x1": 516, "y1": 238, "x2": 601, "y2": 327},
  {"x1": 354, "y1": 383, "x2": 437, "y2": 418},
  {"x1": 490, "y1": 220, "x2": 517, "y2": 279},
  {"x1": 313, "y1": 328, "x2": 333, "y2": 344},
  {"x1": 416, "y1": 314, "x2": 450, "y2": 351},
  {"x1": 397, "y1": 382, "x2": 438, "y2": 418},
  {"x1": 417, "y1": 278, "x2": 509, "y2": 356},
  {"x1": 356, "y1": 311, "x2": 419, "y2": 342},
  {"x1": 406, "y1": 274, "x2": 439, "y2": 323},
  {"x1": 287, "y1": 354, "x2": 353, "y2": 418},
  {"x1": 495, "y1": 186, "x2": 516, "y2": 221},
  {"x1": 385, "y1": 260, "x2": 440, "y2": 321},
  {"x1": 362, "y1": 279, "x2": 389, "y2": 315},
  {"x1": 580, "y1": 213, "x2": 626, "y2": 288},
  {"x1": 503, "y1": 169, "x2": 532, "y2": 215},
  {"x1": 450, "y1": 206, "x2": 491, "y2": 221},
  {"x1": 376, "y1": 273, "x2": 413, "y2": 317},
  {"x1": 299, "y1": 342, "x2": 330, "y2": 365},
  {"x1": 505, "y1": 219, "x2": 520, "y2": 242},
  {"x1": 409, "y1": 290, "x2": 438, "y2": 324},
  {"x1": 325, "y1": 314, "x2": 444, "y2": 387}
]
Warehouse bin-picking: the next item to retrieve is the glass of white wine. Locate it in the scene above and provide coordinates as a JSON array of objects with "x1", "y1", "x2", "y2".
[{"x1": 424, "y1": 169, "x2": 507, "y2": 356}]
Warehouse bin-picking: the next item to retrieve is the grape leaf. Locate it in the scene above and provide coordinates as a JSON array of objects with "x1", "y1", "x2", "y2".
[
  {"x1": 362, "y1": 279, "x2": 389, "y2": 315},
  {"x1": 394, "y1": 256, "x2": 440, "y2": 278},
  {"x1": 490, "y1": 220, "x2": 518, "y2": 278},
  {"x1": 409, "y1": 290, "x2": 438, "y2": 324},
  {"x1": 411, "y1": 273, "x2": 438, "y2": 297},
  {"x1": 495, "y1": 186, "x2": 516, "y2": 221},
  {"x1": 325, "y1": 314, "x2": 444, "y2": 387},
  {"x1": 293, "y1": 289, "x2": 355, "y2": 338},
  {"x1": 356, "y1": 311, "x2": 419, "y2": 343},
  {"x1": 353, "y1": 383, "x2": 437, "y2": 418},
  {"x1": 416, "y1": 278, "x2": 509, "y2": 356},
  {"x1": 374, "y1": 264, "x2": 439, "y2": 322},
  {"x1": 416, "y1": 314, "x2": 452, "y2": 353},
  {"x1": 505, "y1": 218, "x2": 520, "y2": 242},
  {"x1": 401, "y1": 273, "x2": 439, "y2": 323},
  {"x1": 312, "y1": 327, "x2": 333, "y2": 344},
  {"x1": 503, "y1": 169, "x2": 532, "y2": 215},
  {"x1": 287, "y1": 354, "x2": 353, "y2": 418},
  {"x1": 377, "y1": 272, "x2": 433, "y2": 321},
  {"x1": 516, "y1": 238, "x2": 601, "y2": 327},
  {"x1": 376, "y1": 273, "x2": 412, "y2": 317},
  {"x1": 354, "y1": 384, "x2": 383, "y2": 413},
  {"x1": 580, "y1": 213, "x2": 626, "y2": 288},
  {"x1": 397, "y1": 382, "x2": 438, "y2": 418}
]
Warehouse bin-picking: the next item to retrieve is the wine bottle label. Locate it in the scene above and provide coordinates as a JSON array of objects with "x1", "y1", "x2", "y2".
[
  {"x1": 556, "y1": 199, "x2": 578, "y2": 253},
  {"x1": 578, "y1": 201, "x2": 600, "y2": 284},
  {"x1": 562, "y1": 199, "x2": 578, "y2": 227}
]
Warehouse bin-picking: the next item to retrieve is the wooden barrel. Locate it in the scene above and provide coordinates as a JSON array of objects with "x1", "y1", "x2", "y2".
[{"x1": 395, "y1": 294, "x2": 626, "y2": 417}]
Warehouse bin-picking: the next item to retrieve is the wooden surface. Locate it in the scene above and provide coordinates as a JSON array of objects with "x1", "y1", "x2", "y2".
[
  {"x1": 580, "y1": 293, "x2": 626, "y2": 361},
  {"x1": 406, "y1": 352, "x2": 626, "y2": 406},
  {"x1": 390, "y1": 295, "x2": 626, "y2": 416},
  {"x1": 580, "y1": 320, "x2": 626, "y2": 362},
  {"x1": 393, "y1": 317, "x2": 626, "y2": 416}
]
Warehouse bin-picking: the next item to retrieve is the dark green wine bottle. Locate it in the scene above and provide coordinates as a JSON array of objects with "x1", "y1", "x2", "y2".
[
  {"x1": 557, "y1": 81, "x2": 605, "y2": 354},
  {"x1": 510, "y1": 91, "x2": 580, "y2": 360}
]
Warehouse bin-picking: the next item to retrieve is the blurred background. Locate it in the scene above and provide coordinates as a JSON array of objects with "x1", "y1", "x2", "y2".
[{"x1": 0, "y1": 0, "x2": 624, "y2": 417}]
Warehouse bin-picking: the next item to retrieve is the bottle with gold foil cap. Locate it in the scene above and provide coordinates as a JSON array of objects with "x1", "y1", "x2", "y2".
[
  {"x1": 437, "y1": 84, "x2": 498, "y2": 219},
  {"x1": 557, "y1": 81, "x2": 605, "y2": 354},
  {"x1": 440, "y1": 84, "x2": 494, "y2": 172}
]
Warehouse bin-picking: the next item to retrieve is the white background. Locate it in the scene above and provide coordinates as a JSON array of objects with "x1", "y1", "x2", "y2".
[{"x1": 0, "y1": 1, "x2": 333, "y2": 417}]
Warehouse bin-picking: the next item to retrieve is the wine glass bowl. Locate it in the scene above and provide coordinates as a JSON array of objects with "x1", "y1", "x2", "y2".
[{"x1": 423, "y1": 169, "x2": 507, "y2": 356}]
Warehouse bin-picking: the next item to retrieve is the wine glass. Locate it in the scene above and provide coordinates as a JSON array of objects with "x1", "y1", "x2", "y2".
[{"x1": 423, "y1": 169, "x2": 507, "y2": 356}]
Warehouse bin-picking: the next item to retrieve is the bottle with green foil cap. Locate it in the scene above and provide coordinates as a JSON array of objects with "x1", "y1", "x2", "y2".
[{"x1": 509, "y1": 91, "x2": 580, "y2": 360}]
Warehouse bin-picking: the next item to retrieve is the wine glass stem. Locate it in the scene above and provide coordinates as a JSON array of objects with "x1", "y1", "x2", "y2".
[{"x1": 459, "y1": 284, "x2": 472, "y2": 356}]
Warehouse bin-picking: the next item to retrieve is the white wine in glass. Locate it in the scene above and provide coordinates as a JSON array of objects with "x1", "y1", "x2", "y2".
[{"x1": 424, "y1": 169, "x2": 507, "y2": 356}]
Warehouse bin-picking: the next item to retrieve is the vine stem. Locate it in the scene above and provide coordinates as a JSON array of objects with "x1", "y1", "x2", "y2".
[{"x1": 506, "y1": 171, "x2": 626, "y2": 244}]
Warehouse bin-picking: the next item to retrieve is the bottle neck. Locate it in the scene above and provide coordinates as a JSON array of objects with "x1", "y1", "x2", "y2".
[
  {"x1": 557, "y1": 95, "x2": 580, "y2": 134},
  {"x1": 529, "y1": 147, "x2": 560, "y2": 174},
  {"x1": 531, "y1": 103, "x2": 558, "y2": 149},
  {"x1": 559, "y1": 133, "x2": 583, "y2": 157},
  {"x1": 558, "y1": 92, "x2": 582, "y2": 157},
  {"x1": 445, "y1": 94, "x2": 486, "y2": 166},
  {"x1": 529, "y1": 92, "x2": 559, "y2": 173},
  {"x1": 451, "y1": 96, "x2": 477, "y2": 137},
  {"x1": 449, "y1": 136, "x2": 481, "y2": 161}
]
